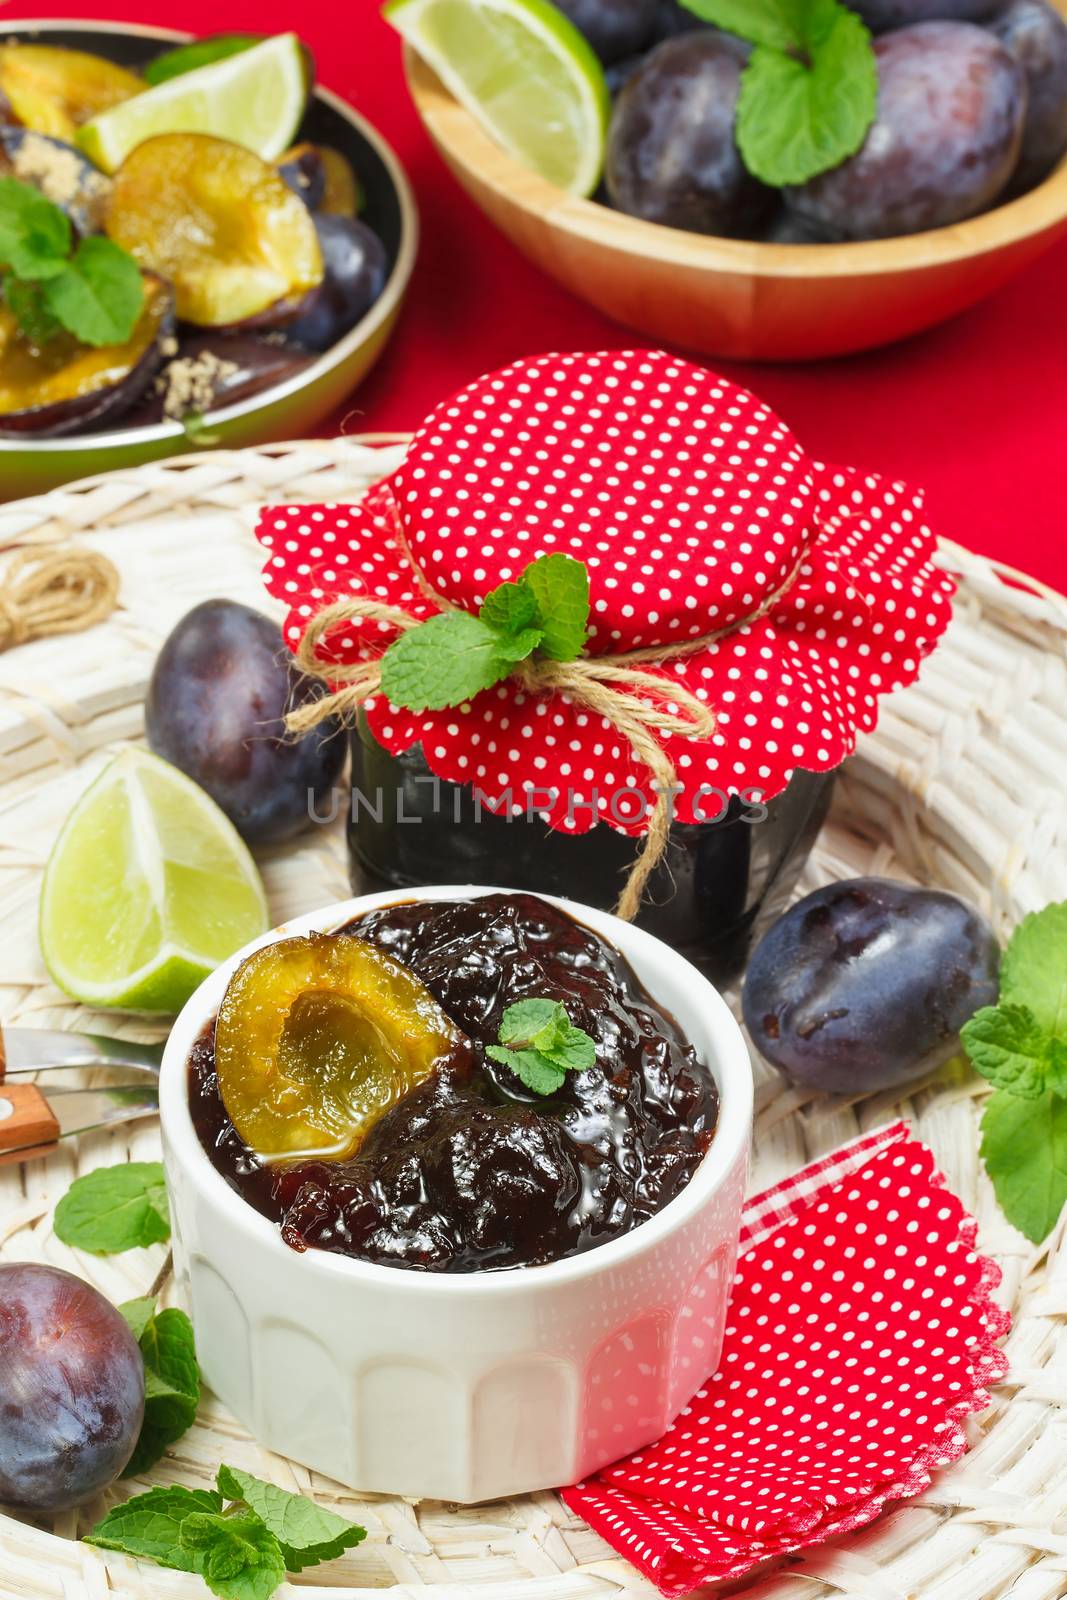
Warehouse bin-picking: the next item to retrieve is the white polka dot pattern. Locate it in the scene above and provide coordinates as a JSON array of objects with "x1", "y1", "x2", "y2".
[
  {"x1": 562, "y1": 1130, "x2": 1008, "y2": 1597},
  {"x1": 257, "y1": 351, "x2": 956, "y2": 835}
]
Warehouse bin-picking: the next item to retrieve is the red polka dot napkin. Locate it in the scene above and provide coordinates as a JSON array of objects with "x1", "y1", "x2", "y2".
[
  {"x1": 257, "y1": 350, "x2": 955, "y2": 837},
  {"x1": 563, "y1": 1123, "x2": 1008, "y2": 1596}
]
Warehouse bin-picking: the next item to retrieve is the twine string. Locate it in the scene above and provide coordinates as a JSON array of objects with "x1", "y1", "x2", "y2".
[
  {"x1": 0, "y1": 547, "x2": 120, "y2": 653},
  {"x1": 290, "y1": 533, "x2": 813, "y2": 920}
]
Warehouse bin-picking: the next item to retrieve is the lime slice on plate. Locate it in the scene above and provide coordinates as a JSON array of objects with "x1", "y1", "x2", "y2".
[
  {"x1": 385, "y1": 0, "x2": 610, "y2": 196},
  {"x1": 78, "y1": 32, "x2": 308, "y2": 174},
  {"x1": 40, "y1": 749, "x2": 269, "y2": 1013}
]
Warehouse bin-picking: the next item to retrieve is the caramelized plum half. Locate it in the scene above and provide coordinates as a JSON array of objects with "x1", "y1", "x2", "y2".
[
  {"x1": 125, "y1": 332, "x2": 315, "y2": 425},
  {"x1": 0, "y1": 272, "x2": 173, "y2": 437},
  {"x1": 276, "y1": 142, "x2": 362, "y2": 215},
  {"x1": 214, "y1": 932, "x2": 463, "y2": 1162},
  {"x1": 0, "y1": 128, "x2": 111, "y2": 236},
  {"x1": 286, "y1": 215, "x2": 388, "y2": 352},
  {"x1": 106, "y1": 133, "x2": 323, "y2": 327},
  {"x1": 0, "y1": 45, "x2": 142, "y2": 143}
]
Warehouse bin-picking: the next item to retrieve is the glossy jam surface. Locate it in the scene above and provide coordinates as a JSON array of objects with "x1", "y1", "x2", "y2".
[{"x1": 188, "y1": 893, "x2": 718, "y2": 1272}]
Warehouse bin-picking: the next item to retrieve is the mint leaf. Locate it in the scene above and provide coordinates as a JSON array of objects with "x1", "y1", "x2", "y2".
[
  {"x1": 145, "y1": 33, "x2": 261, "y2": 85},
  {"x1": 379, "y1": 611, "x2": 514, "y2": 711},
  {"x1": 738, "y1": 6, "x2": 877, "y2": 187},
  {"x1": 550, "y1": 1023, "x2": 597, "y2": 1073},
  {"x1": 493, "y1": 626, "x2": 543, "y2": 664},
  {"x1": 5, "y1": 275, "x2": 62, "y2": 343},
  {"x1": 676, "y1": 0, "x2": 798, "y2": 48},
  {"x1": 523, "y1": 554, "x2": 590, "y2": 661},
  {"x1": 54, "y1": 1161, "x2": 170, "y2": 1253},
  {"x1": 1048, "y1": 1038, "x2": 1067, "y2": 1098},
  {"x1": 122, "y1": 1305, "x2": 200, "y2": 1477},
  {"x1": 490, "y1": 999, "x2": 596, "y2": 1094},
  {"x1": 119, "y1": 1295, "x2": 158, "y2": 1343},
  {"x1": 180, "y1": 1510, "x2": 287, "y2": 1600},
  {"x1": 480, "y1": 580, "x2": 538, "y2": 635},
  {"x1": 499, "y1": 999, "x2": 569, "y2": 1049},
  {"x1": 216, "y1": 1466, "x2": 366, "y2": 1572},
  {"x1": 86, "y1": 1486, "x2": 223, "y2": 1570},
  {"x1": 42, "y1": 237, "x2": 144, "y2": 347},
  {"x1": 962, "y1": 1002, "x2": 1050, "y2": 1099},
  {"x1": 981, "y1": 1089, "x2": 1067, "y2": 1243},
  {"x1": 486, "y1": 1045, "x2": 568, "y2": 1097},
  {"x1": 1000, "y1": 902, "x2": 1067, "y2": 1039},
  {"x1": 0, "y1": 176, "x2": 71, "y2": 278}
]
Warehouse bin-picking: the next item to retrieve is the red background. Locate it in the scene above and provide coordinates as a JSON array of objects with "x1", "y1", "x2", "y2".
[{"x1": 8, "y1": 0, "x2": 1067, "y2": 592}]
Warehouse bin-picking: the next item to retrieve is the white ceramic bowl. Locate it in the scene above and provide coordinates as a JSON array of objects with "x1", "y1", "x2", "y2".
[{"x1": 160, "y1": 887, "x2": 753, "y2": 1502}]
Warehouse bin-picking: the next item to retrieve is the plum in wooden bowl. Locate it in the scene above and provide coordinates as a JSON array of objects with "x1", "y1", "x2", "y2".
[
  {"x1": 395, "y1": 0, "x2": 1067, "y2": 360},
  {"x1": 0, "y1": 21, "x2": 417, "y2": 498}
]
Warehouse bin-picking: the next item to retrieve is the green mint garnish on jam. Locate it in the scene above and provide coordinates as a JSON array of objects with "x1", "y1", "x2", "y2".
[
  {"x1": 965, "y1": 902, "x2": 1067, "y2": 1243},
  {"x1": 118, "y1": 1297, "x2": 200, "y2": 1477},
  {"x1": 378, "y1": 553, "x2": 590, "y2": 713},
  {"x1": 0, "y1": 177, "x2": 144, "y2": 346},
  {"x1": 86, "y1": 1465, "x2": 365, "y2": 1599},
  {"x1": 678, "y1": 0, "x2": 877, "y2": 187},
  {"x1": 54, "y1": 1161, "x2": 171, "y2": 1253},
  {"x1": 486, "y1": 998, "x2": 597, "y2": 1096}
]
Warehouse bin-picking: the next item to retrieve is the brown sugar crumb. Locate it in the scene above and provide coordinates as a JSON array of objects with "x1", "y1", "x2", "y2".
[
  {"x1": 9, "y1": 132, "x2": 111, "y2": 226},
  {"x1": 155, "y1": 351, "x2": 239, "y2": 420}
]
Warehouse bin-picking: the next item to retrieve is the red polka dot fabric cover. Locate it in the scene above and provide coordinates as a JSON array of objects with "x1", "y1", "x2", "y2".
[
  {"x1": 258, "y1": 351, "x2": 956, "y2": 836},
  {"x1": 563, "y1": 1123, "x2": 1008, "y2": 1596}
]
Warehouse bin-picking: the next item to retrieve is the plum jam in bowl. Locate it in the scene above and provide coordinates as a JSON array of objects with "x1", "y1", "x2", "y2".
[{"x1": 160, "y1": 886, "x2": 752, "y2": 1502}]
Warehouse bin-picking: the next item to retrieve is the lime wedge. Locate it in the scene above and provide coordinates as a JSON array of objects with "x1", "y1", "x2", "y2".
[
  {"x1": 385, "y1": 0, "x2": 610, "y2": 196},
  {"x1": 77, "y1": 33, "x2": 308, "y2": 174},
  {"x1": 40, "y1": 749, "x2": 269, "y2": 1013}
]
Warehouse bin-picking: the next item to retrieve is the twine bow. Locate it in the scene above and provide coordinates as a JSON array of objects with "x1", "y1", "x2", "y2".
[
  {"x1": 288, "y1": 533, "x2": 810, "y2": 922},
  {"x1": 0, "y1": 547, "x2": 120, "y2": 653}
]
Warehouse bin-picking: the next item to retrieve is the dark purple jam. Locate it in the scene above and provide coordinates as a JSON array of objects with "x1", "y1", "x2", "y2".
[{"x1": 188, "y1": 892, "x2": 718, "y2": 1273}]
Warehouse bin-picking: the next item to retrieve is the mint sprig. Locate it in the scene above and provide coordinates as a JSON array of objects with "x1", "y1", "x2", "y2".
[
  {"x1": 378, "y1": 553, "x2": 589, "y2": 713},
  {"x1": 486, "y1": 998, "x2": 596, "y2": 1096},
  {"x1": 678, "y1": 0, "x2": 878, "y2": 187},
  {"x1": 0, "y1": 176, "x2": 144, "y2": 346},
  {"x1": 54, "y1": 1161, "x2": 170, "y2": 1253},
  {"x1": 86, "y1": 1468, "x2": 365, "y2": 1600},
  {"x1": 119, "y1": 1297, "x2": 200, "y2": 1477},
  {"x1": 965, "y1": 903, "x2": 1067, "y2": 1242}
]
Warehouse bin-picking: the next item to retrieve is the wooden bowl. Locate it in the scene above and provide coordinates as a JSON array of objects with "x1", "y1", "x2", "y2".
[
  {"x1": 404, "y1": 26, "x2": 1067, "y2": 363},
  {"x1": 0, "y1": 20, "x2": 418, "y2": 500}
]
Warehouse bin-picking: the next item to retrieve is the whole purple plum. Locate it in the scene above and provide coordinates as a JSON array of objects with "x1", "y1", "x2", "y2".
[
  {"x1": 785, "y1": 23, "x2": 1026, "y2": 240},
  {"x1": 606, "y1": 33, "x2": 773, "y2": 236},
  {"x1": 145, "y1": 599, "x2": 346, "y2": 844},
  {"x1": 990, "y1": 0, "x2": 1067, "y2": 188},
  {"x1": 552, "y1": 0, "x2": 657, "y2": 63},
  {"x1": 850, "y1": 0, "x2": 1002, "y2": 27},
  {"x1": 0, "y1": 1264, "x2": 144, "y2": 1512},
  {"x1": 742, "y1": 878, "x2": 1001, "y2": 1096}
]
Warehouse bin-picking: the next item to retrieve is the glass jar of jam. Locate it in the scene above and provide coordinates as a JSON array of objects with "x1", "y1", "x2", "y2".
[
  {"x1": 260, "y1": 350, "x2": 954, "y2": 981},
  {"x1": 346, "y1": 719, "x2": 835, "y2": 985}
]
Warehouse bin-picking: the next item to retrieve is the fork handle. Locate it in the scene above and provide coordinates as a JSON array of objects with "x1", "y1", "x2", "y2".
[{"x1": 0, "y1": 1084, "x2": 60, "y2": 1154}]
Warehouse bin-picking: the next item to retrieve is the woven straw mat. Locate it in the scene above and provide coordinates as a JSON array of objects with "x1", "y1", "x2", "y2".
[{"x1": 1, "y1": 437, "x2": 1066, "y2": 1600}]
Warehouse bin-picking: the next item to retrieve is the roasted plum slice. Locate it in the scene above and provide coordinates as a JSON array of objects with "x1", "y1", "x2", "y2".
[
  {"x1": 105, "y1": 133, "x2": 323, "y2": 328},
  {"x1": 276, "y1": 142, "x2": 362, "y2": 215},
  {"x1": 0, "y1": 128, "x2": 111, "y2": 236},
  {"x1": 0, "y1": 45, "x2": 142, "y2": 144},
  {"x1": 0, "y1": 272, "x2": 173, "y2": 437},
  {"x1": 214, "y1": 932, "x2": 464, "y2": 1162},
  {"x1": 285, "y1": 215, "x2": 388, "y2": 352},
  {"x1": 126, "y1": 332, "x2": 315, "y2": 425}
]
